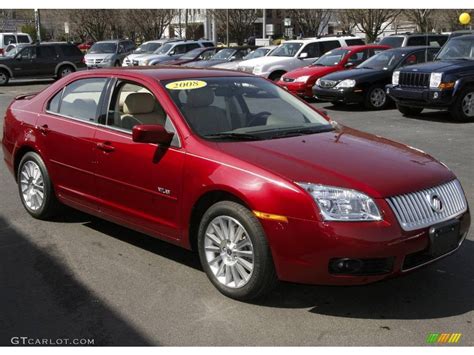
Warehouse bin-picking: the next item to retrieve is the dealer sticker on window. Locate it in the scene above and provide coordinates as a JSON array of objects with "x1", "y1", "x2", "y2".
[{"x1": 165, "y1": 80, "x2": 207, "y2": 90}]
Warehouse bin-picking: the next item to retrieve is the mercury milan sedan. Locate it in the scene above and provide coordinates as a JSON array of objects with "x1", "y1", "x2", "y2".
[{"x1": 2, "y1": 68, "x2": 470, "y2": 300}]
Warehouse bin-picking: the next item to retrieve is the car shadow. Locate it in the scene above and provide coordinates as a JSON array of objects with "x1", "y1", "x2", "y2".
[
  {"x1": 401, "y1": 110, "x2": 473, "y2": 124},
  {"x1": 0, "y1": 215, "x2": 152, "y2": 345},
  {"x1": 7, "y1": 79, "x2": 55, "y2": 87},
  {"x1": 321, "y1": 103, "x2": 395, "y2": 113},
  {"x1": 27, "y1": 209, "x2": 474, "y2": 321}
]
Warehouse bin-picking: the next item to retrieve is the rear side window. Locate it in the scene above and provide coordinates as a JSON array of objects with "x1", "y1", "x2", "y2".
[
  {"x1": 345, "y1": 38, "x2": 365, "y2": 46},
  {"x1": 48, "y1": 78, "x2": 107, "y2": 122},
  {"x1": 3, "y1": 35, "x2": 16, "y2": 45},
  {"x1": 17, "y1": 35, "x2": 30, "y2": 43},
  {"x1": 60, "y1": 45, "x2": 82, "y2": 57},
  {"x1": 379, "y1": 37, "x2": 404, "y2": 48},
  {"x1": 406, "y1": 36, "x2": 430, "y2": 46},
  {"x1": 201, "y1": 42, "x2": 214, "y2": 48},
  {"x1": 186, "y1": 43, "x2": 200, "y2": 52},
  {"x1": 302, "y1": 43, "x2": 320, "y2": 58},
  {"x1": 319, "y1": 41, "x2": 341, "y2": 55},
  {"x1": 38, "y1": 46, "x2": 56, "y2": 58}
]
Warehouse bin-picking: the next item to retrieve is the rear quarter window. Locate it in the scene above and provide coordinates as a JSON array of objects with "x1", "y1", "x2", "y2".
[
  {"x1": 17, "y1": 35, "x2": 30, "y2": 43},
  {"x1": 345, "y1": 38, "x2": 365, "y2": 46}
]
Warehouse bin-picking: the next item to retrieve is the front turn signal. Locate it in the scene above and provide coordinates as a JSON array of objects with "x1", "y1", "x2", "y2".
[{"x1": 438, "y1": 82, "x2": 455, "y2": 90}]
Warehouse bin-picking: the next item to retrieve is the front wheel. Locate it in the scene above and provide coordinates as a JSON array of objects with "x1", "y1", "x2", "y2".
[
  {"x1": 450, "y1": 87, "x2": 474, "y2": 122},
  {"x1": 57, "y1": 65, "x2": 75, "y2": 79},
  {"x1": 364, "y1": 86, "x2": 388, "y2": 110},
  {"x1": 397, "y1": 104, "x2": 423, "y2": 116},
  {"x1": 197, "y1": 201, "x2": 278, "y2": 300},
  {"x1": 0, "y1": 70, "x2": 10, "y2": 86},
  {"x1": 17, "y1": 152, "x2": 60, "y2": 219}
]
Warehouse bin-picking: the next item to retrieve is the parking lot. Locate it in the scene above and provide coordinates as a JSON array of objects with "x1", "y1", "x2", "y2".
[{"x1": 0, "y1": 79, "x2": 473, "y2": 346}]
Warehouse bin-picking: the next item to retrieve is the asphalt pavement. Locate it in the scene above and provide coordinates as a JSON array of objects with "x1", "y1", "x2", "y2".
[{"x1": 0, "y1": 79, "x2": 472, "y2": 346}]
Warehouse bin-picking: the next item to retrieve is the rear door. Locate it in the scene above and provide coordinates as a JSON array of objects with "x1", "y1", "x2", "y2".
[
  {"x1": 93, "y1": 77, "x2": 184, "y2": 241},
  {"x1": 35, "y1": 45, "x2": 59, "y2": 76},
  {"x1": 35, "y1": 77, "x2": 109, "y2": 210}
]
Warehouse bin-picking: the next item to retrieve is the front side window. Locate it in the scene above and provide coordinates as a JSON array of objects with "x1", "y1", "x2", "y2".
[
  {"x1": 48, "y1": 78, "x2": 107, "y2": 122},
  {"x1": 345, "y1": 38, "x2": 365, "y2": 46},
  {"x1": 3, "y1": 35, "x2": 16, "y2": 45},
  {"x1": 319, "y1": 41, "x2": 341, "y2": 55},
  {"x1": 271, "y1": 43, "x2": 303, "y2": 57},
  {"x1": 378, "y1": 36, "x2": 404, "y2": 48},
  {"x1": 162, "y1": 77, "x2": 332, "y2": 140},
  {"x1": 155, "y1": 43, "x2": 173, "y2": 54},
  {"x1": 301, "y1": 43, "x2": 320, "y2": 58},
  {"x1": 212, "y1": 48, "x2": 235, "y2": 60},
  {"x1": 17, "y1": 46, "x2": 36, "y2": 59},
  {"x1": 357, "y1": 50, "x2": 404, "y2": 70}
]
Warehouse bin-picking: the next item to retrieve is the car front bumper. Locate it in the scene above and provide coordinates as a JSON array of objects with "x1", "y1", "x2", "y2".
[
  {"x1": 277, "y1": 80, "x2": 314, "y2": 98},
  {"x1": 313, "y1": 86, "x2": 365, "y2": 104},
  {"x1": 260, "y1": 201, "x2": 471, "y2": 285},
  {"x1": 386, "y1": 85, "x2": 455, "y2": 109},
  {"x1": 86, "y1": 62, "x2": 115, "y2": 69}
]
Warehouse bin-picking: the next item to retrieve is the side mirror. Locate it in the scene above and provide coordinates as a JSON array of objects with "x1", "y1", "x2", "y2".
[
  {"x1": 299, "y1": 52, "x2": 308, "y2": 59},
  {"x1": 229, "y1": 55, "x2": 236, "y2": 61},
  {"x1": 132, "y1": 125, "x2": 174, "y2": 145},
  {"x1": 345, "y1": 62, "x2": 356, "y2": 68}
]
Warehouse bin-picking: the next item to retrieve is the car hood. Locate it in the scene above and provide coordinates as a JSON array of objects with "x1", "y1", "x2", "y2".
[
  {"x1": 137, "y1": 54, "x2": 170, "y2": 62},
  {"x1": 187, "y1": 59, "x2": 227, "y2": 68},
  {"x1": 84, "y1": 53, "x2": 115, "y2": 60},
  {"x1": 321, "y1": 68, "x2": 390, "y2": 83},
  {"x1": 214, "y1": 126, "x2": 454, "y2": 198},
  {"x1": 213, "y1": 61, "x2": 240, "y2": 70},
  {"x1": 285, "y1": 65, "x2": 340, "y2": 79},
  {"x1": 398, "y1": 59, "x2": 474, "y2": 74},
  {"x1": 126, "y1": 53, "x2": 151, "y2": 60},
  {"x1": 239, "y1": 56, "x2": 293, "y2": 68}
]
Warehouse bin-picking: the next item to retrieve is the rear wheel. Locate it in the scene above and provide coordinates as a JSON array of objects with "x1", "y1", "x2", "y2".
[
  {"x1": 269, "y1": 71, "x2": 285, "y2": 82},
  {"x1": 57, "y1": 65, "x2": 74, "y2": 79},
  {"x1": 197, "y1": 201, "x2": 278, "y2": 300},
  {"x1": 17, "y1": 152, "x2": 60, "y2": 219},
  {"x1": 450, "y1": 87, "x2": 474, "y2": 122},
  {"x1": 0, "y1": 70, "x2": 10, "y2": 86},
  {"x1": 364, "y1": 86, "x2": 388, "y2": 110},
  {"x1": 397, "y1": 104, "x2": 423, "y2": 116}
]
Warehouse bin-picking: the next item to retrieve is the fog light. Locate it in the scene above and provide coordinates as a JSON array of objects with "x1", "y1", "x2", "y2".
[
  {"x1": 433, "y1": 92, "x2": 439, "y2": 99},
  {"x1": 329, "y1": 258, "x2": 363, "y2": 274}
]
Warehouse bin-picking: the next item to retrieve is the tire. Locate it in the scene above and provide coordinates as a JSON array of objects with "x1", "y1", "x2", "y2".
[
  {"x1": 397, "y1": 104, "x2": 423, "y2": 116},
  {"x1": 449, "y1": 86, "x2": 474, "y2": 122},
  {"x1": 197, "y1": 201, "x2": 278, "y2": 300},
  {"x1": 0, "y1": 69, "x2": 10, "y2": 86},
  {"x1": 57, "y1": 65, "x2": 75, "y2": 79},
  {"x1": 269, "y1": 71, "x2": 285, "y2": 82},
  {"x1": 364, "y1": 85, "x2": 388, "y2": 110},
  {"x1": 17, "y1": 152, "x2": 60, "y2": 219},
  {"x1": 114, "y1": 61, "x2": 121, "y2": 67}
]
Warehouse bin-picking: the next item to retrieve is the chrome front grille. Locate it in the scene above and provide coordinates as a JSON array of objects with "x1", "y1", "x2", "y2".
[
  {"x1": 387, "y1": 180, "x2": 467, "y2": 231},
  {"x1": 399, "y1": 72, "x2": 430, "y2": 88}
]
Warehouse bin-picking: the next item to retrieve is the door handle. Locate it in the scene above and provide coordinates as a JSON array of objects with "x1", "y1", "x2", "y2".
[
  {"x1": 97, "y1": 142, "x2": 115, "y2": 152},
  {"x1": 37, "y1": 124, "x2": 49, "y2": 134}
]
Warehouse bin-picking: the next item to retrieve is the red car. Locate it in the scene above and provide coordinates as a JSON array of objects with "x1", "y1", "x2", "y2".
[
  {"x1": 277, "y1": 45, "x2": 391, "y2": 98},
  {"x1": 78, "y1": 41, "x2": 94, "y2": 53},
  {"x1": 2, "y1": 68, "x2": 470, "y2": 300}
]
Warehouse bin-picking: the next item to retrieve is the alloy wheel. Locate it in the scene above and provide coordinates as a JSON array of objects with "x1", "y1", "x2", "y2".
[
  {"x1": 61, "y1": 67, "x2": 73, "y2": 77},
  {"x1": 461, "y1": 92, "x2": 474, "y2": 117},
  {"x1": 0, "y1": 72, "x2": 7, "y2": 85},
  {"x1": 20, "y1": 161, "x2": 45, "y2": 211},
  {"x1": 370, "y1": 88, "x2": 386, "y2": 108},
  {"x1": 204, "y1": 215, "x2": 254, "y2": 288}
]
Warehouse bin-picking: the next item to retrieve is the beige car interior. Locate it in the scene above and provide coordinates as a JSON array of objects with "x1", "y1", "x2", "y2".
[{"x1": 110, "y1": 83, "x2": 167, "y2": 131}]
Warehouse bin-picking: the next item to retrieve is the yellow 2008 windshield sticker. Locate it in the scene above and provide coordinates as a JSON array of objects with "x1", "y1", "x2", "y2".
[{"x1": 165, "y1": 80, "x2": 207, "y2": 90}]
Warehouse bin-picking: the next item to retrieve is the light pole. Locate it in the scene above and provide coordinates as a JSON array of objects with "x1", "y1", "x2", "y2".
[
  {"x1": 226, "y1": 9, "x2": 229, "y2": 47},
  {"x1": 34, "y1": 8, "x2": 41, "y2": 42}
]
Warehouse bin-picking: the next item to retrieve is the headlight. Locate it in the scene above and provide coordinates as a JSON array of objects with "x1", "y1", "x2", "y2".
[
  {"x1": 430, "y1": 72, "x2": 442, "y2": 88},
  {"x1": 102, "y1": 57, "x2": 112, "y2": 63},
  {"x1": 335, "y1": 79, "x2": 356, "y2": 89},
  {"x1": 295, "y1": 75, "x2": 310, "y2": 83},
  {"x1": 296, "y1": 183, "x2": 382, "y2": 221},
  {"x1": 392, "y1": 71, "x2": 400, "y2": 85},
  {"x1": 315, "y1": 78, "x2": 321, "y2": 86},
  {"x1": 253, "y1": 65, "x2": 263, "y2": 74},
  {"x1": 142, "y1": 59, "x2": 150, "y2": 65}
]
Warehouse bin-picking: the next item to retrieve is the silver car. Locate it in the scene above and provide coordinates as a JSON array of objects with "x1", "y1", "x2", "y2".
[
  {"x1": 122, "y1": 39, "x2": 180, "y2": 67},
  {"x1": 85, "y1": 40, "x2": 135, "y2": 68}
]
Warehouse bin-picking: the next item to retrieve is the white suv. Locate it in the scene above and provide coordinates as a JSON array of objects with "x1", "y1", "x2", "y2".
[{"x1": 237, "y1": 36, "x2": 364, "y2": 81}]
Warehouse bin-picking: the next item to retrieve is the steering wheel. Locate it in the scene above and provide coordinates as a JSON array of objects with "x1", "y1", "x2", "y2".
[{"x1": 248, "y1": 111, "x2": 272, "y2": 126}]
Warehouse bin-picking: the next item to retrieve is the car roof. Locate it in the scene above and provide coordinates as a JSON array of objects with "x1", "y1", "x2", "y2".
[
  {"x1": 384, "y1": 45, "x2": 435, "y2": 53},
  {"x1": 73, "y1": 66, "x2": 254, "y2": 81},
  {"x1": 388, "y1": 33, "x2": 448, "y2": 37},
  {"x1": 338, "y1": 44, "x2": 391, "y2": 51}
]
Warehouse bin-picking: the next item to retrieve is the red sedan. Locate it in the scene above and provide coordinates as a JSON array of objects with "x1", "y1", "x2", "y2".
[
  {"x1": 277, "y1": 45, "x2": 390, "y2": 98},
  {"x1": 2, "y1": 68, "x2": 470, "y2": 300}
]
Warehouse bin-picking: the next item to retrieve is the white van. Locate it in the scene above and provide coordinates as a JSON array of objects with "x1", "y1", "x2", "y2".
[{"x1": 0, "y1": 33, "x2": 33, "y2": 56}]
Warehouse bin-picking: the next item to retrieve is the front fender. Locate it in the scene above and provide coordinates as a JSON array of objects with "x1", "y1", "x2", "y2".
[
  {"x1": 0, "y1": 64, "x2": 13, "y2": 77},
  {"x1": 54, "y1": 61, "x2": 78, "y2": 75},
  {"x1": 453, "y1": 76, "x2": 474, "y2": 96}
]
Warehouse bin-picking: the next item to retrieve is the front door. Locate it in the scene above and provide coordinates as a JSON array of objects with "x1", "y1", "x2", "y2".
[
  {"x1": 12, "y1": 46, "x2": 37, "y2": 77},
  {"x1": 93, "y1": 78, "x2": 184, "y2": 241},
  {"x1": 35, "y1": 77, "x2": 109, "y2": 210}
]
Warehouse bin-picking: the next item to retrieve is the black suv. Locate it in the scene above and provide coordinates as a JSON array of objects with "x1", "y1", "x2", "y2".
[
  {"x1": 386, "y1": 35, "x2": 474, "y2": 121},
  {"x1": 0, "y1": 42, "x2": 85, "y2": 85},
  {"x1": 378, "y1": 33, "x2": 448, "y2": 48}
]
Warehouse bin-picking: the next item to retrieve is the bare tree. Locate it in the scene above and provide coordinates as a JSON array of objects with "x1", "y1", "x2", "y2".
[
  {"x1": 431, "y1": 9, "x2": 469, "y2": 32},
  {"x1": 210, "y1": 9, "x2": 259, "y2": 45},
  {"x1": 344, "y1": 9, "x2": 402, "y2": 43},
  {"x1": 288, "y1": 9, "x2": 332, "y2": 37},
  {"x1": 67, "y1": 9, "x2": 113, "y2": 41},
  {"x1": 336, "y1": 10, "x2": 358, "y2": 35},
  {"x1": 127, "y1": 9, "x2": 176, "y2": 41},
  {"x1": 403, "y1": 9, "x2": 435, "y2": 32}
]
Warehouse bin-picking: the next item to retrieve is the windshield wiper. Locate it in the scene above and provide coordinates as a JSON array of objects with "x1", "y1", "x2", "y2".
[
  {"x1": 270, "y1": 126, "x2": 335, "y2": 139},
  {"x1": 204, "y1": 132, "x2": 264, "y2": 141}
]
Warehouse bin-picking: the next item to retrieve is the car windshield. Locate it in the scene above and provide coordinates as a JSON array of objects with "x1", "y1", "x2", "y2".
[
  {"x1": 212, "y1": 48, "x2": 235, "y2": 60},
  {"x1": 378, "y1": 37, "x2": 404, "y2": 48},
  {"x1": 244, "y1": 47, "x2": 270, "y2": 60},
  {"x1": 135, "y1": 42, "x2": 161, "y2": 53},
  {"x1": 435, "y1": 37, "x2": 474, "y2": 60},
  {"x1": 313, "y1": 49, "x2": 349, "y2": 66},
  {"x1": 357, "y1": 50, "x2": 404, "y2": 70},
  {"x1": 154, "y1": 43, "x2": 173, "y2": 54},
  {"x1": 180, "y1": 48, "x2": 204, "y2": 59},
  {"x1": 162, "y1": 76, "x2": 332, "y2": 141},
  {"x1": 89, "y1": 42, "x2": 117, "y2": 54},
  {"x1": 271, "y1": 43, "x2": 303, "y2": 57}
]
